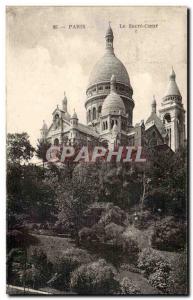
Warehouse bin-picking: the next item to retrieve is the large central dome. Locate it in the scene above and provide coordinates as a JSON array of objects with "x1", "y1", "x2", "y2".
[
  {"x1": 88, "y1": 52, "x2": 131, "y2": 87},
  {"x1": 85, "y1": 24, "x2": 134, "y2": 128},
  {"x1": 87, "y1": 24, "x2": 132, "y2": 89}
]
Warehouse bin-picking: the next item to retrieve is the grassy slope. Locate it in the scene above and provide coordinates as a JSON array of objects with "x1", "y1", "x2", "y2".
[
  {"x1": 28, "y1": 225, "x2": 187, "y2": 294},
  {"x1": 28, "y1": 232, "x2": 160, "y2": 294},
  {"x1": 28, "y1": 234, "x2": 76, "y2": 263}
]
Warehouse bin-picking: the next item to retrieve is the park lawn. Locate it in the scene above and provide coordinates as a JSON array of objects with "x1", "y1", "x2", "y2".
[{"x1": 28, "y1": 233, "x2": 77, "y2": 263}]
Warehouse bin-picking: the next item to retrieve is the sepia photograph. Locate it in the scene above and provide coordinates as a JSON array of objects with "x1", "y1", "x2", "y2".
[{"x1": 6, "y1": 6, "x2": 188, "y2": 295}]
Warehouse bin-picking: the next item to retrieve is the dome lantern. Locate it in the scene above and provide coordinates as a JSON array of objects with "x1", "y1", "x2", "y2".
[
  {"x1": 105, "y1": 22, "x2": 114, "y2": 54},
  {"x1": 170, "y1": 66, "x2": 176, "y2": 80}
]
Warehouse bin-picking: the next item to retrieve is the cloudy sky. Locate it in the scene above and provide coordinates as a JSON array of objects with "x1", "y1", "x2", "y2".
[{"x1": 6, "y1": 6, "x2": 187, "y2": 146}]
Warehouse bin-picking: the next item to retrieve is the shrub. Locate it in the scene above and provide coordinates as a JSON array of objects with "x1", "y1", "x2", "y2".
[
  {"x1": 91, "y1": 223, "x2": 105, "y2": 242},
  {"x1": 105, "y1": 222, "x2": 124, "y2": 242},
  {"x1": 133, "y1": 210, "x2": 155, "y2": 229},
  {"x1": 118, "y1": 233, "x2": 140, "y2": 262},
  {"x1": 70, "y1": 259, "x2": 119, "y2": 294},
  {"x1": 168, "y1": 252, "x2": 188, "y2": 295},
  {"x1": 20, "y1": 266, "x2": 43, "y2": 289},
  {"x1": 29, "y1": 248, "x2": 53, "y2": 286},
  {"x1": 137, "y1": 248, "x2": 171, "y2": 277},
  {"x1": 148, "y1": 269, "x2": 169, "y2": 292},
  {"x1": 138, "y1": 248, "x2": 171, "y2": 292},
  {"x1": 79, "y1": 227, "x2": 99, "y2": 244},
  {"x1": 151, "y1": 217, "x2": 186, "y2": 251},
  {"x1": 13, "y1": 248, "x2": 53, "y2": 289},
  {"x1": 99, "y1": 205, "x2": 127, "y2": 226},
  {"x1": 119, "y1": 277, "x2": 141, "y2": 294},
  {"x1": 51, "y1": 248, "x2": 91, "y2": 289}
]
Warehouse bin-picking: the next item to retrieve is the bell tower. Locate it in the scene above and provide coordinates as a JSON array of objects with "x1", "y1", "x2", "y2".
[{"x1": 159, "y1": 68, "x2": 185, "y2": 151}]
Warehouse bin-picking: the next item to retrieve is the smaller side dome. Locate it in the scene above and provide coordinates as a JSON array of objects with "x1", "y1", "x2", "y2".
[
  {"x1": 164, "y1": 67, "x2": 181, "y2": 98},
  {"x1": 71, "y1": 109, "x2": 78, "y2": 119},
  {"x1": 101, "y1": 75, "x2": 126, "y2": 116}
]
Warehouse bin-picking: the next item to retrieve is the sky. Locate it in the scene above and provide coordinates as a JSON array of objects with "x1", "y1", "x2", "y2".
[{"x1": 6, "y1": 6, "x2": 187, "y2": 146}]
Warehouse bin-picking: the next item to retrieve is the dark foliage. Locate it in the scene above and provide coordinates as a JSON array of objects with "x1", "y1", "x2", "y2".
[
  {"x1": 151, "y1": 217, "x2": 186, "y2": 251},
  {"x1": 70, "y1": 259, "x2": 119, "y2": 294}
]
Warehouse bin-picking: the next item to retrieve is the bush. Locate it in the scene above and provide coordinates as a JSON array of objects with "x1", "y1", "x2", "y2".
[
  {"x1": 29, "y1": 248, "x2": 53, "y2": 286},
  {"x1": 138, "y1": 248, "x2": 171, "y2": 292},
  {"x1": 99, "y1": 205, "x2": 127, "y2": 226},
  {"x1": 133, "y1": 210, "x2": 155, "y2": 229},
  {"x1": 118, "y1": 233, "x2": 140, "y2": 261},
  {"x1": 70, "y1": 259, "x2": 119, "y2": 294},
  {"x1": 119, "y1": 277, "x2": 141, "y2": 294},
  {"x1": 12, "y1": 248, "x2": 53, "y2": 289},
  {"x1": 168, "y1": 252, "x2": 188, "y2": 295},
  {"x1": 51, "y1": 248, "x2": 91, "y2": 290},
  {"x1": 148, "y1": 269, "x2": 169, "y2": 292},
  {"x1": 79, "y1": 227, "x2": 99, "y2": 244},
  {"x1": 91, "y1": 223, "x2": 105, "y2": 242},
  {"x1": 105, "y1": 222, "x2": 124, "y2": 241},
  {"x1": 138, "y1": 248, "x2": 171, "y2": 277},
  {"x1": 151, "y1": 217, "x2": 186, "y2": 251},
  {"x1": 20, "y1": 266, "x2": 43, "y2": 289}
]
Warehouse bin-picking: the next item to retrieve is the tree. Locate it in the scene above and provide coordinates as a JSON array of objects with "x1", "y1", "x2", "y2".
[
  {"x1": 144, "y1": 146, "x2": 187, "y2": 216},
  {"x1": 7, "y1": 229, "x2": 39, "y2": 289},
  {"x1": 7, "y1": 133, "x2": 35, "y2": 163},
  {"x1": 151, "y1": 217, "x2": 186, "y2": 251},
  {"x1": 55, "y1": 163, "x2": 101, "y2": 243},
  {"x1": 36, "y1": 139, "x2": 51, "y2": 166},
  {"x1": 7, "y1": 163, "x2": 57, "y2": 225},
  {"x1": 50, "y1": 248, "x2": 91, "y2": 290}
]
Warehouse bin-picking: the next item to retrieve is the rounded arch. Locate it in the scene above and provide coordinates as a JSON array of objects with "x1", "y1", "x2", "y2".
[
  {"x1": 88, "y1": 109, "x2": 91, "y2": 122},
  {"x1": 101, "y1": 139, "x2": 109, "y2": 149},
  {"x1": 163, "y1": 113, "x2": 171, "y2": 124},
  {"x1": 98, "y1": 105, "x2": 102, "y2": 114},
  {"x1": 93, "y1": 107, "x2": 96, "y2": 120},
  {"x1": 54, "y1": 138, "x2": 59, "y2": 146}
]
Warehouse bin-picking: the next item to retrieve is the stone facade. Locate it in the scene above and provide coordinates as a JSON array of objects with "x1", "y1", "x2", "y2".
[{"x1": 40, "y1": 25, "x2": 186, "y2": 152}]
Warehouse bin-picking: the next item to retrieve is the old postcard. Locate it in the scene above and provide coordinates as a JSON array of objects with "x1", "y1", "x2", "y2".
[{"x1": 6, "y1": 6, "x2": 188, "y2": 295}]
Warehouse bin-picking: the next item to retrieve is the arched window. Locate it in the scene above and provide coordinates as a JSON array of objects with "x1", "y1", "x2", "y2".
[
  {"x1": 54, "y1": 114, "x2": 60, "y2": 129},
  {"x1": 98, "y1": 105, "x2": 102, "y2": 114},
  {"x1": 164, "y1": 113, "x2": 171, "y2": 123},
  {"x1": 54, "y1": 138, "x2": 59, "y2": 146},
  {"x1": 88, "y1": 110, "x2": 91, "y2": 122},
  {"x1": 106, "y1": 121, "x2": 108, "y2": 130},
  {"x1": 93, "y1": 107, "x2": 96, "y2": 120},
  {"x1": 111, "y1": 120, "x2": 114, "y2": 129}
]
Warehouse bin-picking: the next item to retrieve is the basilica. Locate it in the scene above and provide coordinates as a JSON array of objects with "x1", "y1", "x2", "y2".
[{"x1": 40, "y1": 24, "x2": 185, "y2": 152}]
